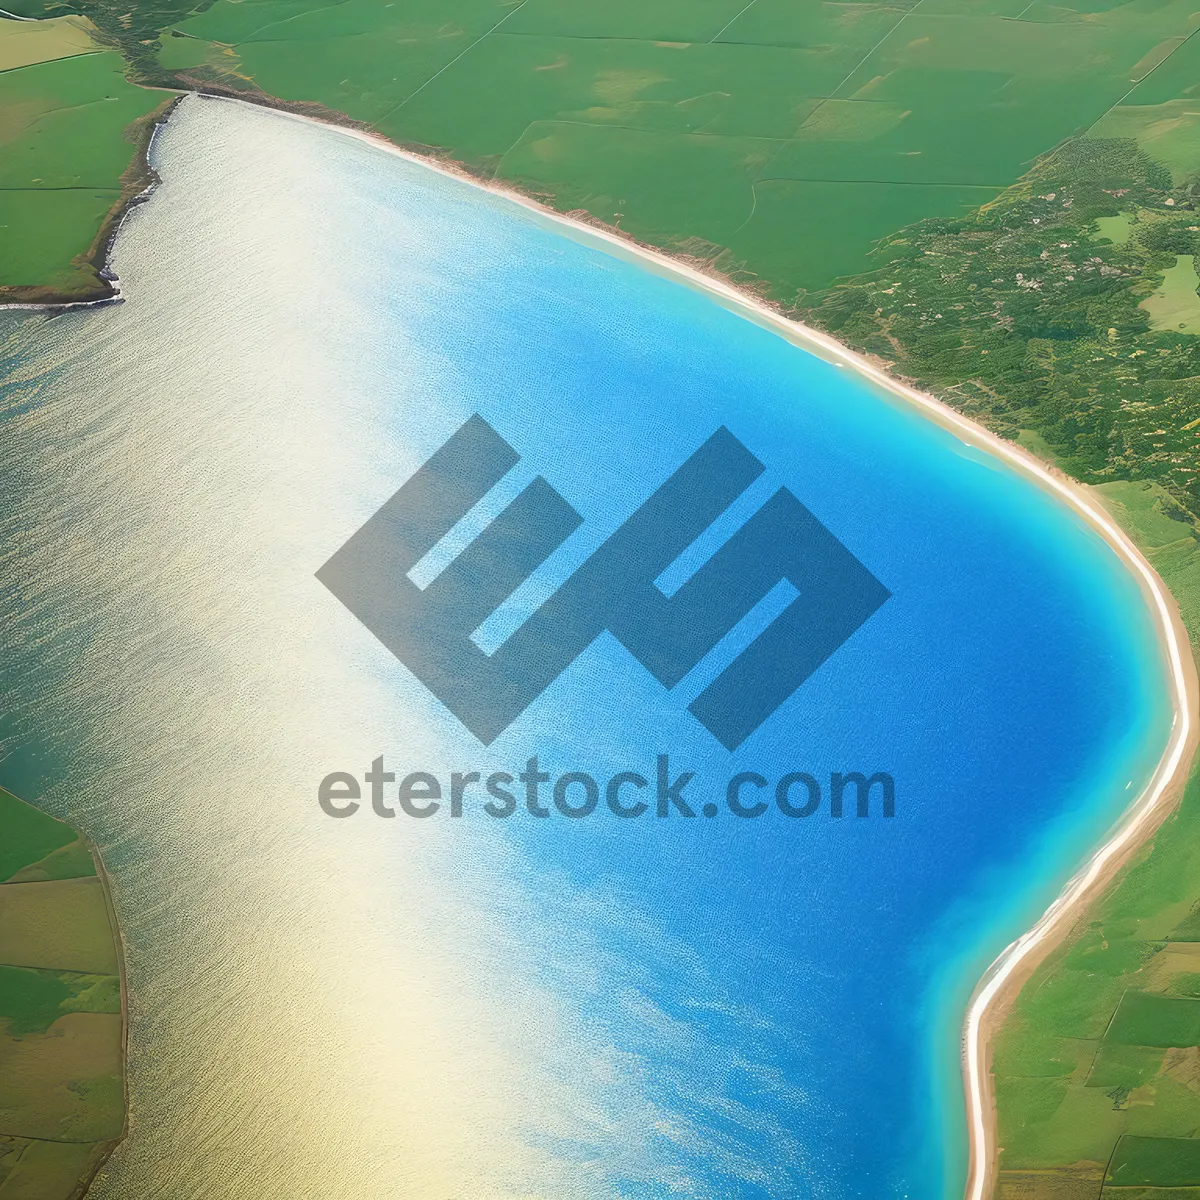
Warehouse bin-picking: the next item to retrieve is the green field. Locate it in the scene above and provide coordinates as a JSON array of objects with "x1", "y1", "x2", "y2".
[
  {"x1": 5, "y1": 0, "x2": 1200, "y2": 314},
  {"x1": 1098, "y1": 482, "x2": 1200, "y2": 663},
  {"x1": 5, "y1": 0, "x2": 1200, "y2": 332},
  {"x1": 0, "y1": 12, "x2": 94, "y2": 69},
  {"x1": 1109, "y1": 1135, "x2": 1200, "y2": 1187},
  {"x1": 1142, "y1": 254, "x2": 1200, "y2": 334},
  {"x1": 1108, "y1": 992, "x2": 1200, "y2": 1048},
  {"x1": 142, "y1": 0, "x2": 1200, "y2": 297},
  {"x1": 1096, "y1": 213, "x2": 1134, "y2": 246},
  {"x1": 0, "y1": 16, "x2": 167, "y2": 302},
  {"x1": 1090, "y1": 24, "x2": 1200, "y2": 188},
  {"x1": 0, "y1": 790, "x2": 124, "y2": 1200},
  {"x1": 808, "y1": 141, "x2": 1200, "y2": 516},
  {"x1": 12, "y1": 0, "x2": 1200, "y2": 301}
]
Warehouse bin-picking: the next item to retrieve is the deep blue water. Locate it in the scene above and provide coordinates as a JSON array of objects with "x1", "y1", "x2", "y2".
[
  {"x1": 0, "y1": 97, "x2": 1172, "y2": 1199},
  {"x1": 338, "y1": 127, "x2": 1172, "y2": 1198}
]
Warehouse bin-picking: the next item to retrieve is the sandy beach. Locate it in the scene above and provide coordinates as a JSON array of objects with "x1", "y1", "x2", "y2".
[{"x1": 24, "y1": 89, "x2": 1200, "y2": 1200}]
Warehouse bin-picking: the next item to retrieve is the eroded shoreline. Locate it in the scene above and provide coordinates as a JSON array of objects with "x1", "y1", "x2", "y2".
[{"x1": 0, "y1": 94, "x2": 179, "y2": 312}]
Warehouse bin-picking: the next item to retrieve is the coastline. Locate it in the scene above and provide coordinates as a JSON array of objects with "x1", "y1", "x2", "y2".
[
  {"x1": 92, "y1": 838, "x2": 130, "y2": 1139},
  {"x1": 0, "y1": 95, "x2": 179, "y2": 312},
  {"x1": 208, "y1": 93, "x2": 1199, "y2": 1200},
  {"x1": 13, "y1": 89, "x2": 1199, "y2": 1200}
]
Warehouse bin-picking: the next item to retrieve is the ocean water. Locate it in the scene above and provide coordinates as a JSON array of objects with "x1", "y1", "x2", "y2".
[{"x1": 0, "y1": 96, "x2": 1173, "y2": 1199}]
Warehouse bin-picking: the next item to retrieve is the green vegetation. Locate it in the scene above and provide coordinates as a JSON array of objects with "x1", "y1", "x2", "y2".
[
  {"x1": 1096, "y1": 213, "x2": 1134, "y2": 246},
  {"x1": 1098, "y1": 481, "x2": 1200, "y2": 641},
  {"x1": 0, "y1": 1140, "x2": 109, "y2": 1199},
  {"x1": 1091, "y1": 30, "x2": 1200, "y2": 189},
  {"x1": 0, "y1": 15, "x2": 168, "y2": 302},
  {"x1": 807, "y1": 174, "x2": 1200, "y2": 1183},
  {"x1": 0, "y1": 967, "x2": 119, "y2": 1037},
  {"x1": 0, "y1": 788, "x2": 75, "y2": 883},
  {"x1": 0, "y1": 12, "x2": 95, "y2": 69},
  {"x1": 990, "y1": 771, "x2": 1200, "y2": 1195},
  {"x1": 8, "y1": 835, "x2": 101, "y2": 883},
  {"x1": 0, "y1": 789, "x2": 124, "y2": 1200},
  {"x1": 0, "y1": 879, "x2": 121, "y2": 973},
  {"x1": 1141, "y1": 255, "x2": 1200, "y2": 335},
  {"x1": 808, "y1": 139, "x2": 1200, "y2": 522},
  {"x1": 1108, "y1": 992, "x2": 1200, "y2": 1047},
  {"x1": 13, "y1": 0, "x2": 1200, "y2": 302},
  {"x1": 141, "y1": 0, "x2": 1200, "y2": 297},
  {"x1": 1109, "y1": 1135, "x2": 1200, "y2": 1187}
]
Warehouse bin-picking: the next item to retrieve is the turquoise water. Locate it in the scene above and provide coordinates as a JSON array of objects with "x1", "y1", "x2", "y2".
[{"x1": 0, "y1": 97, "x2": 1173, "y2": 1199}]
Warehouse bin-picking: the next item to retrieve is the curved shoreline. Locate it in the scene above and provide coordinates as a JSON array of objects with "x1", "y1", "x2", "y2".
[
  {"x1": 64, "y1": 91, "x2": 1200, "y2": 1199},
  {"x1": 289, "y1": 98, "x2": 1199, "y2": 1200},
  {"x1": 239, "y1": 93, "x2": 1198, "y2": 1199}
]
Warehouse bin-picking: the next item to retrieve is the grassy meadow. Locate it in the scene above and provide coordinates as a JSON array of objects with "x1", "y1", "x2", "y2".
[
  {"x1": 1141, "y1": 255, "x2": 1200, "y2": 335},
  {"x1": 0, "y1": 789, "x2": 124, "y2": 1200},
  {"x1": 0, "y1": 17, "x2": 164, "y2": 301},
  {"x1": 140, "y1": 0, "x2": 1200, "y2": 298},
  {"x1": 12, "y1": 0, "x2": 1200, "y2": 299}
]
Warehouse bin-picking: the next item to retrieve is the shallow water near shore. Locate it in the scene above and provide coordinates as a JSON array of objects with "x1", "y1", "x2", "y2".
[{"x1": 0, "y1": 95, "x2": 1175, "y2": 1199}]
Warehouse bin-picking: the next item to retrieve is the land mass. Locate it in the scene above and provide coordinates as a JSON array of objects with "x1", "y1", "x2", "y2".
[
  {"x1": 4, "y1": 0, "x2": 1200, "y2": 316},
  {"x1": 0, "y1": 788, "x2": 126, "y2": 1200},
  {"x1": 0, "y1": 12, "x2": 171, "y2": 304},
  {"x1": 3, "y1": 0, "x2": 1198, "y2": 526}
]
